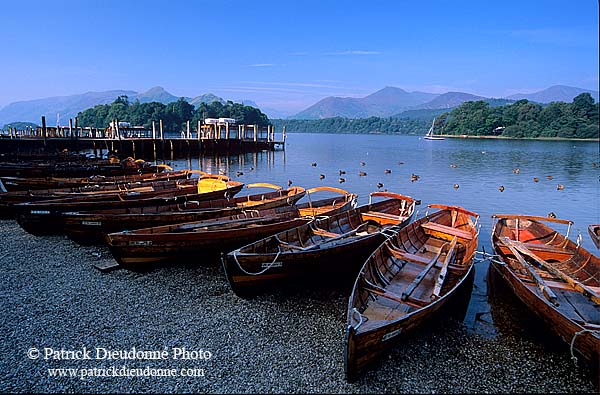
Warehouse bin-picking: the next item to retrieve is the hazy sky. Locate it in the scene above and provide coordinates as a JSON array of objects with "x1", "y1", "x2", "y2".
[{"x1": 1, "y1": 0, "x2": 598, "y2": 113}]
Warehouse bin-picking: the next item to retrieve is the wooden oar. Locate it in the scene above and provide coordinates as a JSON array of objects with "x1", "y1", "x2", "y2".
[
  {"x1": 499, "y1": 237, "x2": 559, "y2": 306},
  {"x1": 401, "y1": 242, "x2": 448, "y2": 301},
  {"x1": 432, "y1": 236, "x2": 458, "y2": 299},
  {"x1": 507, "y1": 238, "x2": 600, "y2": 305}
]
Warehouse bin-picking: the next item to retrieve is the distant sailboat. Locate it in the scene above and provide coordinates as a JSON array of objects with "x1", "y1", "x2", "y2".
[{"x1": 424, "y1": 118, "x2": 445, "y2": 140}]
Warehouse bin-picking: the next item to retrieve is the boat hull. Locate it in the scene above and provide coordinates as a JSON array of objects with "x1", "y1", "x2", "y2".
[
  {"x1": 344, "y1": 204, "x2": 480, "y2": 381},
  {"x1": 488, "y1": 255, "x2": 600, "y2": 364},
  {"x1": 223, "y1": 192, "x2": 417, "y2": 298},
  {"x1": 344, "y1": 267, "x2": 474, "y2": 382},
  {"x1": 63, "y1": 187, "x2": 306, "y2": 245},
  {"x1": 490, "y1": 215, "x2": 600, "y2": 366},
  {"x1": 108, "y1": 218, "x2": 311, "y2": 270},
  {"x1": 223, "y1": 232, "x2": 388, "y2": 297},
  {"x1": 0, "y1": 171, "x2": 191, "y2": 192},
  {"x1": 589, "y1": 224, "x2": 600, "y2": 249},
  {"x1": 15, "y1": 184, "x2": 244, "y2": 236}
]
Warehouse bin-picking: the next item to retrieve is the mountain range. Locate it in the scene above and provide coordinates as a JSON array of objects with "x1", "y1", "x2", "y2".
[
  {"x1": 0, "y1": 84, "x2": 597, "y2": 127},
  {"x1": 0, "y1": 87, "x2": 234, "y2": 127},
  {"x1": 290, "y1": 85, "x2": 599, "y2": 119},
  {"x1": 506, "y1": 85, "x2": 598, "y2": 103}
]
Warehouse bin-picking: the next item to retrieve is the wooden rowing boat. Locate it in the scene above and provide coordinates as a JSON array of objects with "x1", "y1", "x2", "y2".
[
  {"x1": 105, "y1": 187, "x2": 356, "y2": 270},
  {"x1": 344, "y1": 204, "x2": 479, "y2": 381},
  {"x1": 0, "y1": 160, "x2": 167, "y2": 178},
  {"x1": 14, "y1": 178, "x2": 244, "y2": 236},
  {"x1": 490, "y1": 214, "x2": 600, "y2": 366},
  {"x1": 0, "y1": 169, "x2": 191, "y2": 192},
  {"x1": 588, "y1": 224, "x2": 600, "y2": 249},
  {"x1": 0, "y1": 173, "x2": 229, "y2": 219},
  {"x1": 0, "y1": 177, "x2": 204, "y2": 218},
  {"x1": 222, "y1": 191, "x2": 417, "y2": 298},
  {"x1": 63, "y1": 184, "x2": 315, "y2": 245}
]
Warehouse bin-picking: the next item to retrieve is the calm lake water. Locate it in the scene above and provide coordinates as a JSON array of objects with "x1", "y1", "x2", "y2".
[{"x1": 164, "y1": 132, "x2": 599, "y2": 336}]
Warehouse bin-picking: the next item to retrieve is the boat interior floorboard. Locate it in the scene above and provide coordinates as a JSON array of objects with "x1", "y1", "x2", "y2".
[
  {"x1": 556, "y1": 289, "x2": 600, "y2": 325},
  {"x1": 362, "y1": 261, "x2": 438, "y2": 324}
]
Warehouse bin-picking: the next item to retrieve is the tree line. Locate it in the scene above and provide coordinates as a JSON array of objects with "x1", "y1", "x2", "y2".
[
  {"x1": 435, "y1": 93, "x2": 598, "y2": 138},
  {"x1": 271, "y1": 117, "x2": 429, "y2": 135},
  {"x1": 273, "y1": 94, "x2": 598, "y2": 139},
  {"x1": 76, "y1": 96, "x2": 271, "y2": 131}
]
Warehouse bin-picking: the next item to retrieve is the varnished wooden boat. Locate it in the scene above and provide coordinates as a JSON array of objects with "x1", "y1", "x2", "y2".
[
  {"x1": 0, "y1": 160, "x2": 167, "y2": 178},
  {"x1": 343, "y1": 204, "x2": 479, "y2": 381},
  {"x1": 0, "y1": 173, "x2": 230, "y2": 219},
  {"x1": 105, "y1": 186, "x2": 356, "y2": 268},
  {"x1": 0, "y1": 169, "x2": 190, "y2": 192},
  {"x1": 222, "y1": 191, "x2": 418, "y2": 298},
  {"x1": 0, "y1": 151, "x2": 101, "y2": 163},
  {"x1": 63, "y1": 184, "x2": 315, "y2": 245},
  {"x1": 491, "y1": 214, "x2": 600, "y2": 366},
  {"x1": 588, "y1": 224, "x2": 600, "y2": 249},
  {"x1": 0, "y1": 177, "x2": 204, "y2": 218},
  {"x1": 14, "y1": 178, "x2": 244, "y2": 236}
]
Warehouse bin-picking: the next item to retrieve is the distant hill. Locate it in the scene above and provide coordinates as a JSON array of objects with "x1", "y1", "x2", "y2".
[
  {"x1": 132, "y1": 86, "x2": 182, "y2": 104},
  {"x1": 0, "y1": 88, "x2": 242, "y2": 127},
  {"x1": 507, "y1": 85, "x2": 599, "y2": 103},
  {"x1": 292, "y1": 85, "x2": 598, "y2": 120},
  {"x1": 189, "y1": 93, "x2": 226, "y2": 107},
  {"x1": 0, "y1": 90, "x2": 136, "y2": 127},
  {"x1": 294, "y1": 96, "x2": 371, "y2": 119},
  {"x1": 292, "y1": 87, "x2": 438, "y2": 119},
  {"x1": 360, "y1": 87, "x2": 438, "y2": 116},
  {"x1": 236, "y1": 100, "x2": 292, "y2": 119},
  {"x1": 411, "y1": 92, "x2": 487, "y2": 110},
  {"x1": 394, "y1": 98, "x2": 514, "y2": 119}
]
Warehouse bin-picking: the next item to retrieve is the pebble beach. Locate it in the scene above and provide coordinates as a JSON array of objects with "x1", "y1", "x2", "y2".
[{"x1": 0, "y1": 219, "x2": 597, "y2": 393}]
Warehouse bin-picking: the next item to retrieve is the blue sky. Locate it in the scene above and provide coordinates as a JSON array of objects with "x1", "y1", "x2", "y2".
[{"x1": 1, "y1": 0, "x2": 598, "y2": 114}]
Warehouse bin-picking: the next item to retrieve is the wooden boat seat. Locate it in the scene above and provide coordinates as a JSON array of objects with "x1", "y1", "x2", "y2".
[
  {"x1": 363, "y1": 211, "x2": 401, "y2": 221},
  {"x1": 521, "y1": 242, "x2": 574, "y2": 256},
  {"x1": 386, "y1": 244, "x2": 463, "y2": 270},
  {"x1": 392, "y1": 251, "x2": 431, "y2": 265},
  {"x1": 312, "y1": 228, "x2": 340, "y2": 238},
  {"x1": 421, "y1": 222, "x2": 473, "y2": 241}
]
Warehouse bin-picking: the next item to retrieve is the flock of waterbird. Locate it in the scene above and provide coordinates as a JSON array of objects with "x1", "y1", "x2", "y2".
[
  {"x1": 213, "y1": 156, "x2": 599, "y2": 193},
  {"x1": 289, "y1": 159, "x2": 579, "y2": 193}
]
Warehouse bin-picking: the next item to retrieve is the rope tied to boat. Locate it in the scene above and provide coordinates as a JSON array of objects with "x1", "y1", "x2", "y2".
[
  {"x1": 473, "y1": 249, "x2": 504, "y2": 265},
  {"x1": 380, "y1": 225, "x2": 401, "y2": 239},
  {"x1": 569, "y1": 328, "x2": 599, "y2": 367},
  {"x1": 231, "y1": 246, "x2": 282, "y2": 276},
  {"x1": 351, "y1": 308, "x2": 365, "y2": 331}
]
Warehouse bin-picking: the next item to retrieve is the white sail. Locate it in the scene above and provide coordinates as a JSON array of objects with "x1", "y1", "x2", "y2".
[{"x1": 424, "y1": 118, "x2": 444, "y2": 140}]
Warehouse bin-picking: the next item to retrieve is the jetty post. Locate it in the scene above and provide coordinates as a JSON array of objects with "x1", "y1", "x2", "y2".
[
  {"x1": 74, "y1": 117, "x2": 79, "y2": 153},
  {"x1": 41, "y1": 116, "x2": 47, "y2": 146}
]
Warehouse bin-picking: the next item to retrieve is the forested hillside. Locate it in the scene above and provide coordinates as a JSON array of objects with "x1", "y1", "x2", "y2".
[{"x1": 436, "y1": 93, "x2": 598, "y2": 138}]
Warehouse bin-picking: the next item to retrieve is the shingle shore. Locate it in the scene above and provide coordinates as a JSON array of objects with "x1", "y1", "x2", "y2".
[{"x1": 0, "y1": 219, "x2": 596, "y2": 393}]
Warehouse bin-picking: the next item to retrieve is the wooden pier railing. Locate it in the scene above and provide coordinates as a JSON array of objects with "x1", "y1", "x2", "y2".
[{"x1": 0, "y1": 116, "x2": 286, "y2": 158}]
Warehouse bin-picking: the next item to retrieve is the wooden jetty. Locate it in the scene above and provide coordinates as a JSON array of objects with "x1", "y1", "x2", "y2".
[{"x1": 0, "y1": 116, "x2": 286, "y2": 158}]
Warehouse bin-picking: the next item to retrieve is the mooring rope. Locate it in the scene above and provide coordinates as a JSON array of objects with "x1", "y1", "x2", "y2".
[
  {"x1": 351, "y1": 308, "x2": 364, "y2": 331},
  {"x1": 473, "y1": 250, "x2": 504, "y2": 264},
  {"x1": 232, "y1": 247, "x2": 282, "y2": 276},
  {"x1": 569, "y1": 328, "x2": 599, "y2": 367}
]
